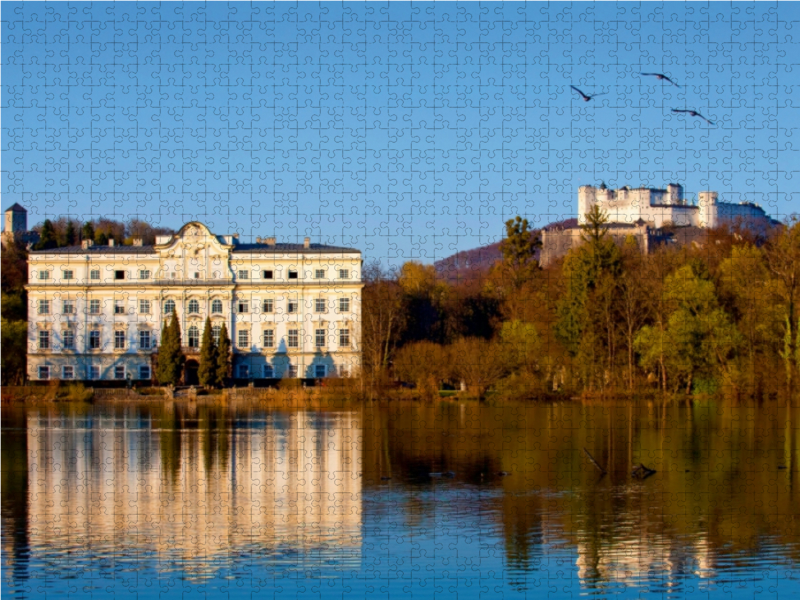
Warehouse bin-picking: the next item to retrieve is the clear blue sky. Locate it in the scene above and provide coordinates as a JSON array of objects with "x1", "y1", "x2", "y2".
[{"x1": 3, "y1": 2, "x2": 798, "y2": 265}]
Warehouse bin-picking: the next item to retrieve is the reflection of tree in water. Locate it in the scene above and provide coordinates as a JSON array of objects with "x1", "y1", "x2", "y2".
[{"x1": 1, "y1": 408, "x2": 30, "y2": 599}]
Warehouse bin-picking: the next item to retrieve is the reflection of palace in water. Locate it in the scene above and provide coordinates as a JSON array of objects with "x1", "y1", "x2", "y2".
[{"x1": 25, "y1": 410, "x2": 362, "y2": 577}]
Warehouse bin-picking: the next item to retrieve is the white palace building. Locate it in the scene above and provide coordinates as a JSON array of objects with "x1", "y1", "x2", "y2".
[{"x1": 25, "y1": 222, "x2": 362, "y2": 383}]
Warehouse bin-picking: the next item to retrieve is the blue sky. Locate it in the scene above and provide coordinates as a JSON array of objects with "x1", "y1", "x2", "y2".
[{"x1": 3, "y1": 2, "x2": 798, "y2": 265}]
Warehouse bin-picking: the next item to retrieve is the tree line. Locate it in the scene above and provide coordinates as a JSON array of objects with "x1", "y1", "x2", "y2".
[
  {"x1": 32, "y1": 217, "x2": 175, "y2": 250},
  {"x1": 361, "y1": 207, "x2": 800, "y2": 400}
]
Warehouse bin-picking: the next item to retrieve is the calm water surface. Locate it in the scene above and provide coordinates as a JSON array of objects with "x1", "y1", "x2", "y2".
[{"x1": 2, "y1": 400, "x2": 799, "y2": 599}]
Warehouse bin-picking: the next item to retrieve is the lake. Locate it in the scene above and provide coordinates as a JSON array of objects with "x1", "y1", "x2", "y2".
[{"x1": 2, "y1": 399, "x2": 799, "y2": 599}]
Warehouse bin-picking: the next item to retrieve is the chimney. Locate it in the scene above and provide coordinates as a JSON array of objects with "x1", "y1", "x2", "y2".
[
  {"x1": 265, "y1": 237, "x2": 276, "y2": 247},
  {"x1": 303, "y1": 237, "x2": 311, "y2": 249},
  {"x1": 132, "y1": 237, "x2": 143, "y2": 247},
  {"x1": 108, "y1": 238, "x2": 115, "y2": 247},
  {"x1": 81, "y1": 239, "x2": 94, "y2": 249}
]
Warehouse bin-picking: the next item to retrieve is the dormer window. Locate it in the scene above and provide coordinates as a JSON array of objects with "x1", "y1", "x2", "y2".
[
  {"x1": 238, "y1": 270, "x2": 249, "y2": 280},
  {"x1": 262, "y1": 270, "x2": 273, "y2": 279},
  {"x1": 114, "y1": 270, "x2": 125, "y2": 280},
  {"x1": 288, "y1": 270, "x2": 299, "y2": 280}
]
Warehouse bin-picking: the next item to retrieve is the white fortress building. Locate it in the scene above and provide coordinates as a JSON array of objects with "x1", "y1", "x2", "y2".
[
  {"x1": 578, "y1": 183, "x2": 773, "y2": 229},
  {"x1": 25, "y1": 222, "x2": 362, "y2": 383},
  {"x1": 541, "y1": 183, "x2": 778, "y2": 267}
]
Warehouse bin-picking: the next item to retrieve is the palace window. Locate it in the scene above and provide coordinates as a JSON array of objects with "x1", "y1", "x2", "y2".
[
  {"x1": 163, "y1": 300, "x2": 176, "y2": 315},
  {"x1": 88, "y1": 365, "x2": 100, "y2": 380},
  {"x1": 238, "y1": 270, "x2": 249, "y2": 280},
  {"x1": 89, "y1": 300, "x2": 101, "y2": 315},
  {"x1": 139, "y1": 366, "x2": 151, "y2": 380},
  {"x1": 339, "y1": 269, "x2": 349, "y2": 280},
  {"x1": 90, "y1": 269, "x2": 100, "y2": 281},
  {"x1": 38, "y1": 300, "x2": 50, "y2": 315},
  {"x1": 114, "y1": 366, "x2": 126, "y2": 380},
  {"x1": 114, "y1": 330, "x2": 126, "y2": 350},
  {"x1": 62, "y1": 366, "x2": 75, "y2": 380},
  {"x1": 287, "y1": 301, "x2": 298, "y2": 314},
  {"x1": 38, "y1": 270, "x2": 50, "y2": 280},
  {"x1": 187, "y1": 299, "x2": 200, "y2": 314},
  {"x1": 63, "y1": 300, "x2": 76, "y2": 315},
  {"x1": 262, "y1": 299, "x2": 274, "y2": 313},
  {"x1": 139, "y1": 330, "x2": 151, "y2": 350},
  {"x1": 314, "y1": 299, "x2": 326, "y2": 313},
  {"x1": 238, "y1": 365, "x2": 250, "y2": 379},
  {"x1": 263, "y1": 364, "x2": 274, "y2": 378},
  {"x1": 211, "y1": 299, "x2": 223, "y2": 314},
  {"x1": 237, "y1": 300, "x2": 249, "y2": 313},
  {"x1": 38, "y1": 330, "x2": 50, "y2": 350},
  {"x1": 237, "y1": 330, "x2": 249, "y2": 348},
  {"x1": 263, "y1": 329, "x2": 274, "y2": 348},
  {"x1": 188, "y1": 326, "x2": 200, "y2": 348},
  {"x1": 38, "y1": 366, "x2": 50, "y2": 380},
  {"x1": 114, "y1": 270, "x2": 125, "y2": 280},
  {"x1": 139, "y1": 300, "x2": 151, "y2": 314},
  {"x1": 339, "y1": 329, "x2": 350, "y2": 348},
  {"x1": 89, "y1": 330, "x2": 101, "y2": 349},
  {"x1": 63, "y1": 270, "x2": 74, "y2": 280},
  {"x1": 212, "y1": 325, "x2": 221, "y2": 345},
  {"x1": 63, "y1": 330, "x2": 75, "y2": 350},
  {"x1": 315, "y1": 364, "x2": 326, "y2": 378},
  {"x1": 315, "y1": 269, "x2": 325, "y2": 279},
  {"x1": 339, "y1": 297, "x2": 350, "y2": 312},
  {"x1": 315, "y1": 329, "x2": 326, "y2": 348},
  {"x1": 262, "y1": 270, "x2": 273, "y2": 279},
  {"x1": 287, "y1": 329, "x2": 299, "y2": 348},
  {"x1": 288, "y1": 270, "x2": 298, "y2": 280},
  {"x1": 114, "y1": 300, "x2": 126, "y2": 315},
  {"x1": 139, "y1": 270, "x2": 151, "y2": 280},
  {"x1": 287, "y1": 364, "x2": 298, "y2": 378}
]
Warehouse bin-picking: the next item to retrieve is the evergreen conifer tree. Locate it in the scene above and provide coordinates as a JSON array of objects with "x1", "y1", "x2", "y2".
[
  {"x1": 198, "y1": 317, "x2": 217, "y2": 387},
  {"x1": 215, "y1": 323, "x2": 231, "y2": 387},
  {"x1": 156, "y1": 314, "x2": 175, "y2": 385},
  {"x1": 170, "y1": 309, "x2": 186, "y2": 383},
  {"x1": 156, "y1": 309, "x2": 186, "y2": 385},
  {"x1": 35, "y1": 220, "x2": 58, "y2": 250},
  {"x1": 64, "y1": 220, "x2": 77, "y2": 246},
  {"x1": 82, "y1": 222, "x2": 95, "y2": 242}
]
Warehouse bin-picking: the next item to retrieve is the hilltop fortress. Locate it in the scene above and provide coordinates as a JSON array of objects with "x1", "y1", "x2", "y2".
[{"x1": 541, "y1": 183, "x2": 778, "y2": 267}]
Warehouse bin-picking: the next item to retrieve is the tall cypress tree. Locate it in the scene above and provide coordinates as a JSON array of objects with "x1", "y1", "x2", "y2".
[
  {"x1": 216, "y1": 323, "x2": 231, "y2": 387},
  {"x1": 198, "y1": 317, "x2": 217, "y2": 387},
  {"x1": 156, "y1": 309, "x2": 185, "y2": 385},
  {"x1": 64, "y1": 220, "x2": 77, "y2": 246},
  {"x1": 170, "y1": 309, "x2": 186, "y2": 383},
  {"x1": 156, "y1": 312, "x2": 176, "y2": 385}
]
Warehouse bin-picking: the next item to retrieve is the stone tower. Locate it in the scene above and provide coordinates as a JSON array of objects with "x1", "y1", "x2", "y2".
[{"x1": 4, "y1": 203, "x2": 27, "y2": 234}]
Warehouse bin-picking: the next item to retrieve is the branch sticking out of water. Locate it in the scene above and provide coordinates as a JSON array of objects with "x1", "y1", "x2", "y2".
[{"x1": 583, "y1": 448, "x2": 607, "y2": 476}]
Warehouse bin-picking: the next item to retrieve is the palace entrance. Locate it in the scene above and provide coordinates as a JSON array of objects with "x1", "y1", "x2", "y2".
[{"x1": 185, "y1": 359, "x2": 199, "y2": 385}]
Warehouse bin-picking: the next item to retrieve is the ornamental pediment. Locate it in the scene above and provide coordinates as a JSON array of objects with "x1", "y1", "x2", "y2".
[{"x1": 155, "y1": 222, "x2": 231, "y2": 257}]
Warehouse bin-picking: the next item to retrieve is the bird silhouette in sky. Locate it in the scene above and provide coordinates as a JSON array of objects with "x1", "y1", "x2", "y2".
[
  {"x1": 640, "y1": 72, "x2": 680, "y2": 87},
  {"x1": 671, "y1": 108, "x2": 715, "y2": 125},
  {"x1": 570, "y1": 85, "x2": 607, "y2": 102}
]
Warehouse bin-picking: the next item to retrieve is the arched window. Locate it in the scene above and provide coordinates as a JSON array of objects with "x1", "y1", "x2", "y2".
[
  {"x1": 163, "y1": 299, "x2": 176, "y2": 315},
  {"x1": 188, "y1": 299, "x2": 200, "y2": 314},
  {"x1": 212, "y1": 325, "x2": 221, "y2": 345},
  {"x1": 211, "y1": 299, "x2": 223, "y2": 314},
  {"x1": 188, "y1": 326, "x2": 199, "y2": 348}
]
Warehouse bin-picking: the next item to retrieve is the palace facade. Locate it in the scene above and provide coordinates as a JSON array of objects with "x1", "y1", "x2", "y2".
[{"x1": 25, "y1": 222, "x2": 362, "y2": 383}]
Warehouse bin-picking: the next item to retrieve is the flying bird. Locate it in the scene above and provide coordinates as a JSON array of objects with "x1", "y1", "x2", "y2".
[
  {"x1": 640, "y1": 72, "x2": 680, "y2": 87},
  {"x1": 570, "y1": 85, "x2": 607, "y2": 102},
  {"x1": 671, "y1": 108, "x2": 715, "y2": 125}
]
